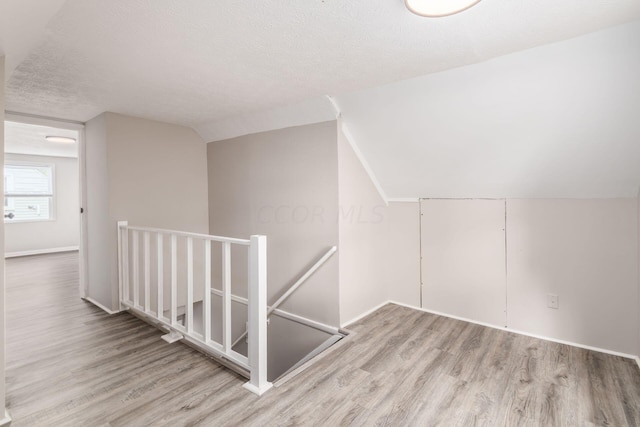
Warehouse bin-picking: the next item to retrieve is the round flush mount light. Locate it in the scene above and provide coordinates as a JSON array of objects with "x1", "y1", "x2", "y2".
[
  {"x1": 405, "y1": 0, "x2": 481, "y2": 17},
  {"x1": 45, "y1": 136, "x2": 76, "y2": 144}
]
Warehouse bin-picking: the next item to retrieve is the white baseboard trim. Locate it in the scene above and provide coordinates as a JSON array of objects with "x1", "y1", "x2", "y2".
[
  {"x1": 635, "y1": 356, "x2": 640, "y2": 371},
  {"x1": 83, "y1": 297, "x2": 121, "y2": 315},
  {"x1": 385, "y1": 300, "x2": 639, "y2": 361},
  {"x1": 5, "y1": 246, "x2": 79, "y2": 258},
  {"x1": 392, "y1": 301, "x2": 507, "y2": 331},
  {"x1": 341, "y1": 300, "x2": 390, "y2": 328},
  {"x1": 0, "y1": 410, "x2": 12, "y2": 426},
  {"x1": 504, "y1": 325, "x2": 639, "y2": 360}
]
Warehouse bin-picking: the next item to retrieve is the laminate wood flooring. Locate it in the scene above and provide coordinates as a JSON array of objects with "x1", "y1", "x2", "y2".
[{"x1": 5, "y1": 252, "x2": 640, "y2": 426}]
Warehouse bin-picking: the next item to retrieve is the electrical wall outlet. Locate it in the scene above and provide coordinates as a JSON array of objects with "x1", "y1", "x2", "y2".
[{"x1": 547, "y1": 294, "x2": 559, "y2": 309}]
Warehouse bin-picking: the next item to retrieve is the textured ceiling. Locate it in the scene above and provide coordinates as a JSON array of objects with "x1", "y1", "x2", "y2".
[
  {"x1": 5, "y1": 121, "x2": 79, "y2": 158},
  {"x1": 3, "y1": 0, "x2": 640, "y2": 132},
  {"x1": 3, "y1": 1, "x2": 640, "y2": 198},
  {"x1": 0, "y1": 0, "x2": 67, "y2": 75}
]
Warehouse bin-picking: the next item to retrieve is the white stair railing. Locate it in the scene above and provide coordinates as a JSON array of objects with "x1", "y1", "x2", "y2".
[
  {"x1": 231, "y1": 246, "x2": 338, "y2": 348},
  {"x1": 117, "y1": 221, "x2": 272, "y2": 396}
]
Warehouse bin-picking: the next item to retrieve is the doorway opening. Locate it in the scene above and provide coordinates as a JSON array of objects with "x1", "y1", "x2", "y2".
[{"x1": 4, "y1": 115, "x2": 86, "y2": 296}]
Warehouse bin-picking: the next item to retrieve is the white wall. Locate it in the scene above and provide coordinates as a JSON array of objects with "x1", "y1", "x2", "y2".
[
  {"x1": 638, "y1": 188, "x2": 640, "y2": 358},
  {"x1": 337, "y1": 121, "x2": 388, "y2": 324},
  {"x1": 207, "y1": 121, "x2": 340, "y2": 326},
  {"x1": 337, "y1": 123, "x2": 421, "y2": 325},
  {"x1": 384, "y1": 202, "x2": 421, "y2": 308},
  {"x1": 415, "y1": 198, "x2": 638, "y2": 355},
  {"x1": 337, "y1": 20, "x2": 640, "y2": 199},
  {"x1": 4, "y1": 154, "x2": 79, "y2": 255},
  {"x1": 507, "y1": 199, "x2": 638, "y2": 355},
  {"x1": 85, "y1": 112, "x2": 210, "y2": 310},
  {"x1": 420, "y1": 199, "x2": 507, "y2": 327}
]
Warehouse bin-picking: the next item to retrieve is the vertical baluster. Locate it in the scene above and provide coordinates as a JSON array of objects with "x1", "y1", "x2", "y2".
[
  {"x1": 132, "y1": 231, "x2": 139, "y2": 308},
  {"x1": 144, "y1": 231, "x2": 150, "y2": 313},
  {"x1": 157, "y1": 233, "x2": 163, "y2": 319},
  {"x1": 187, "y1": 237, "x2": 194, "y2": 335},
  {"x1": 204, "y1": 240, "x2": 211, "y2": 344},
  {"x1": 171, "y1": 234, "x2": 177, "y2": 327},
  {"x1": 222, "y1": 241, "x2": 232, "y2": 353},
  {"x1": 243, "y1": 235, "x2": 272, "y2": 395}
]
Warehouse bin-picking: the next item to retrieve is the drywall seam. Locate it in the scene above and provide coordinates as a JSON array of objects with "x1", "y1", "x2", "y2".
[
  {"x1": 328, "y1": 96, "x2": 389, "y2": 205},
  {"x1": 390, "y1": 301, "x2": 640, "y2": 361}
]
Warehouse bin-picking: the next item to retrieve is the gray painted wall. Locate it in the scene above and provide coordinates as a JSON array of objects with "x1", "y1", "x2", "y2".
[
  {"x1": 82, "y1": 109, "x2": 640, "y2": 362},
  {"x1": 84, "y1": 113, "x2": 110, "y2": 306},
  {"x1": 207, "y1": 121, "x2": 340, "y2": 326},
  {"x1": 85, "y1": 112, "x2": 209, "y2": 310}
]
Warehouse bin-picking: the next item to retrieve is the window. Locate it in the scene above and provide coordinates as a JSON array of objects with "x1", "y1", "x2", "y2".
[{"x1": 4, "y1": 162, "x2": 55, "y2": 222}]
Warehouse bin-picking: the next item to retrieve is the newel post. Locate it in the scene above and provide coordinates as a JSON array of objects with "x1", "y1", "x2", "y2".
[{"x1": 243, "y1": 235, "x2": 273, "y2": 396}]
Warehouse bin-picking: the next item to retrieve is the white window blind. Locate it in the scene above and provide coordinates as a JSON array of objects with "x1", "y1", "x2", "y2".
[{"x1": 4, "y1": 163, "x2": 54, "y2": 222}]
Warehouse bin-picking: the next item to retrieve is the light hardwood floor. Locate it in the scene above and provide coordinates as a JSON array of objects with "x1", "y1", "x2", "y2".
[{"x1": 5, "y1": 252, "x2": 640, "y2": 426}]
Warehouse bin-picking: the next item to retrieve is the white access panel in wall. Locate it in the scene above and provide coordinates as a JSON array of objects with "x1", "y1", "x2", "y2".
[{"x1": 420, "y1": 199, "x2": 506, "y2": 327}]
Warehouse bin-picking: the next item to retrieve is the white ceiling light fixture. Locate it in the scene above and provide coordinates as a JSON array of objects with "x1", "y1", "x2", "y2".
[
  {"x1": 405, "y1": 0, "x2": 481, "y2": 17},
  {"x1": 45, "y1": 135, "x2": 76, "y2": 144}
]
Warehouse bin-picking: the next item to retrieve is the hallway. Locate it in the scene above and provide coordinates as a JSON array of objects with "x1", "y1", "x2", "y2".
[{"x1": 5, "y1": 252, "x2": 242, "y2": 426}]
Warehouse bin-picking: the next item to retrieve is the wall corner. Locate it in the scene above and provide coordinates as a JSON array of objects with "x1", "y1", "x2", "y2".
[
  {"x1": 0, "y1": 54, "x2": 10, "y2": 423},
  {"x1": 637, "y1": 187, "x2": 640, "y2": 358}
]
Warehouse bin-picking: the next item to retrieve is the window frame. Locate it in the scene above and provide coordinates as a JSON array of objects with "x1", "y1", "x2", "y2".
[{"x1": 4, "y1": 160, "x2": 56, "y2": 223}]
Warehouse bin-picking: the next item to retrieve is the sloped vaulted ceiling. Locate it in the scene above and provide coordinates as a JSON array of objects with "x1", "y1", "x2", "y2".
[
  {"x1": 2, "y1": 1, "x2": 640, "y2": 198},
  {"x1": 335, "y1": 21, "x2": 640, "y2": 199}
]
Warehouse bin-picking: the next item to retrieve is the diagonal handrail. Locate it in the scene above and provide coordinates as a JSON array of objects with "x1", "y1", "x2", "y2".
[{"x1": 231, "y1": 246, "x2": 337, "y2": 348}]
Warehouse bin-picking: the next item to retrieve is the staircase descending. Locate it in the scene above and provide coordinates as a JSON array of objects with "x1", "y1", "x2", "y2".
[
  {"x1": 189, "y1": 301, "x2": 343, "y2": 382},
  {"x1": 117, "y1": 221, "x2": 342, "y2": 393}
]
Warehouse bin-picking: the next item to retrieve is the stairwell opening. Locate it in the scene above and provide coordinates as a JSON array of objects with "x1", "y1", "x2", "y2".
[{"x1": 187, "y1": 300, "x2": 344, "y2": 382}]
